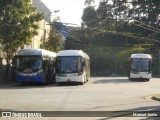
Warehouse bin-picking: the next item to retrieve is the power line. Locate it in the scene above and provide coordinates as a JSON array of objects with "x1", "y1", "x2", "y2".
[
  {"x1": 103, "y1": 30, "x2": 160, "y2": 44},
  {"x1": 131, "y1": 22, "x2": 160, "y2": 34},
  {"x1": 89, "y1": 27, "x2": 160, "y2": 44},
  {"x1": 133, "y1": 19, "x2": 160, "y2": 32}
]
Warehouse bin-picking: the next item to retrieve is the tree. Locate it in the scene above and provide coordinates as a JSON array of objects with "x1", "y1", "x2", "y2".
[
  {"x1": 127, "y1": 0, "x2": 160, "y2": 38},
  {"x1": 40, "y1": 27, "x2": 63, "y2": 52},
  {"x1": 128, "y1": 0, "x2": 160, "y2": 26},
  {"x1": 84, "y1": 0, "x2": 160, "y2": 34},
  {"x1": 82, "y1": 0, "x2": 160, "y2": 76},
  {"x1": 82, "y1": 6, "x2": 97, "y2": 27},
  {"x1": 0, "y1": 0, "x2": 44, "y2": 65},
  {"x1": 65, "y1": 27, "x2": 92, "y2": 53},
  {"x1": 85, "y1": 0, "x2": 95, "y2": 5},
  {"x1": 96, "y1": 1, "x2": 116, "y2": 31}
]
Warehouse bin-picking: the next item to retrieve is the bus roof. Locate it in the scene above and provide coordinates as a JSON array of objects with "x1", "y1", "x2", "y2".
[
  {"x1": 130, "y1": 54, "x2": 152, "y2": 59},
  {"x1": 15, "y1": 49, "x2": 56, "y2": 58},
  {"x1": 57, "y1": 50, "x2": 89, "y2": 59}
]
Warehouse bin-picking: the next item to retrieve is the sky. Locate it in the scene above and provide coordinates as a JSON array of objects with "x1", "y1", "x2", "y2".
[{"x1": 41, "y1": 0, "x2": 99, "y2": 27}]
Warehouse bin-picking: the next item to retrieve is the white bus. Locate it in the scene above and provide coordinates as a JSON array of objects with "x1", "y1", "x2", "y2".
[
  {"x1": 13, "y1": 49, "x2": 56, "y2": 84},
  {"x1": 55, "y1": 50, "x2": 90, "y2": 84},
  {"x1": 128, "y1": 54, "x2": 152, "y2": 81}
]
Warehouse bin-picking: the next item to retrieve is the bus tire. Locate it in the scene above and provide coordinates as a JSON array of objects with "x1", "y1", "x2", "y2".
[
  {"x1": 84, "y1": 75, "x2": 86, "y2": 83},
  {"x1": 80, "y1": 82, "x2": 84, "y2": 85},
  {"x1": 86, "y1": 78, "x2": 89, "y2": 82},
  {"x1": 42, "y1": 75, "x2": 47, "y2": 85},
  {"x1": 52, "y1": 75, "x2": 56, "y2": 83},
  {"x1": 42, "y1": 80, "x2": 47, "y2": 85}
]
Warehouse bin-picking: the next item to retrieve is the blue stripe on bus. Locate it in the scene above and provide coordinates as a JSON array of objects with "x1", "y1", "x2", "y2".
[{"x1": 16, "y1": 74, "x2": 44, "y2": 83}]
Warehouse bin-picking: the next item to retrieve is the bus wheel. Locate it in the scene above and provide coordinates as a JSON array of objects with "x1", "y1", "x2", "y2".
[
  {"x1": 84, "y1": 76, "x2": 86, "y2": 83},
  {"x1": 42, "y1": 80, "x2": 47, "y2": 85},
  {"x1": 146, "y1": 79, "x2": 149, "y2": 82},
  {"x1": 52, "y1": 75, "x2": 56, "y2": 83},
  {"x1": 80, "y1": 82, "x2": 84, "y2": 85},
  {"x1": 86, "y1": 78, "x2": 89, "y2": 82},
  {"x1": 42, "y1": 75, "x2": 47, "y2": 85}
]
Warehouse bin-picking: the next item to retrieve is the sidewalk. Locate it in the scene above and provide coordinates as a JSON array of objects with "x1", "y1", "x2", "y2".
[{"x1": 0, "y1": 82, "x2": 18, "y2": 87}]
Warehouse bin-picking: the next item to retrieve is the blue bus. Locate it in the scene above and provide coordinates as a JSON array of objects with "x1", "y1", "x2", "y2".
[{"x1": 13, "y1": 49, "x2": 56, "y2": 84}]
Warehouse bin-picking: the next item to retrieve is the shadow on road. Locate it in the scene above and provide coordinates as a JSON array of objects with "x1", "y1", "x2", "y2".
[
  {"x1": 0, "y1": 82, "x2": 84, "y2": 89},
  {"x1": 93, "y1": 77, "x2": 148, "y2": 84},
  {"x1": 96, "y1": 105, "x2": 160, "y2": 120}
]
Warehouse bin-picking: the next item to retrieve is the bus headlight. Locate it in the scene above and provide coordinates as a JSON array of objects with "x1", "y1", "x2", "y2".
[{"x1": 16, "y1": 70, "x2": 21, "y2": 75}]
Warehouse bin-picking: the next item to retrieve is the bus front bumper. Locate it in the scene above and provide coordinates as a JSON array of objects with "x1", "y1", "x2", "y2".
[
  {"x1": 130, "y1": 72, "x2": 151, "y2": 79},
  {"x1": 55, "y1": 73, "x2": 83, "y2": 83},
  {"x1": 16, "y1": 74, "x2": 44, "y2": 83}
]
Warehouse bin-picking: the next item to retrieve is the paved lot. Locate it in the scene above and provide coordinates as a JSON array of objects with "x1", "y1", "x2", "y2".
[{"x1": 0, "y1": 77, "x2": 160, "y2": 120}]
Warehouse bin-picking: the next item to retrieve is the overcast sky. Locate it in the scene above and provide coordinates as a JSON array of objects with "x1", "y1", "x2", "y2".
[{"x1": 41, "y1": 0, "x2": 99, "y2": 26}]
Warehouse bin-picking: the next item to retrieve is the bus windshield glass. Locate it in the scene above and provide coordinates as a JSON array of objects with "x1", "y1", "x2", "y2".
[
  {"x1": 15, "y1": 56, "x2": 42, "y2": 72},
  {"x1": 131, "y1": 59, "x2": 150, "y2": 72},
  {"x1": 56, "y1": 56, "x2": 82, "y2": 73}
]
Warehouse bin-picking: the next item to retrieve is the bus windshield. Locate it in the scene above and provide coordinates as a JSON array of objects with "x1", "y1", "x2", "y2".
[
  {"x1": 15, "y1": 56, "x2": 42, "y2": 72},
  {"x1": 131, "y1": 59, "x2": 150, "y2": 72},
  {"x1": 56, "y1": 56, "x2": 82, "y2": 73}
]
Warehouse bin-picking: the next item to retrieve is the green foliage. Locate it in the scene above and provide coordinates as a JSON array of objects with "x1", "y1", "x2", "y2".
[
  {"x1": 0, "y1": 0, "x2": 44, "y2": 64},
  {"x1": 82, "y1": 0, "x2": 160, "y2": 76},
  {"x1": 85, "y1": 0, "x2": 95, "y2": 5},
  {"x1": 129, "y1": 0, "x2": 160, "y2": 26},
  {"x1": 65, "y1": 29, "x2": 90, "y2": 53},
  {"x1": 83, "y1": 0, "x2": 160, "y2": 37},
  {"x1": 40, "y1": 29, "x2": 63, "y2": 52},
  {"x1": 90, "y1": 45, "x2": 128, "y2": 76},
  {"x1": 65, "y1": 36, "x2": 88, "y2": 53},
  {"x1": 82, "y1": 6, "x2": 97, "y2": 27}
]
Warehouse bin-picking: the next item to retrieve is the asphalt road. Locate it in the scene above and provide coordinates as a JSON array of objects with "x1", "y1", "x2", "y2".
[{"x1": 0, "y1": 77, "x2": 160, "y2": 120}]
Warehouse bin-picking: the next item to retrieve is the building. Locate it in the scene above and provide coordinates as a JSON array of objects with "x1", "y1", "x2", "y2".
[
  {"x1": 31, "y1": 0, "x2": 70, "y2": 48},
  {"x1": 54, "y1": 22, "x2": 70, "y2": 42},
  {"x1": 24, "y1": 0, "x2": 52, "y2": 49}
]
